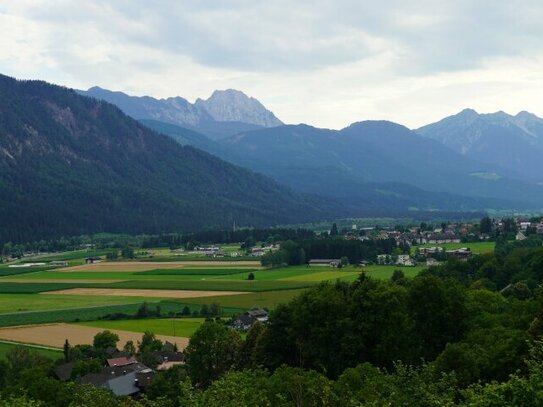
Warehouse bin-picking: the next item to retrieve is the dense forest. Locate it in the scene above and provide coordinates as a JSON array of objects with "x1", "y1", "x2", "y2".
[
  {"x1": 261, "y1": 237, "x2": 398, "y2": 266},
  {"x1": 5, "y1": 241, "x2": 543, "y2": 405}
]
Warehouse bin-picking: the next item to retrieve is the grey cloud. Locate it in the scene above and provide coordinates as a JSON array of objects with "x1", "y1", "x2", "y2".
[{"x1": 11, "y1": 1, "x2": 543, "y2": 75}]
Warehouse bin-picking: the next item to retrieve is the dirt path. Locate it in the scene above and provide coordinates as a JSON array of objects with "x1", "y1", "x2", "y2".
[
  {"x1": 41, "y1": 288, "x2": 248, "y2": 298},
  {"x1": 0, "y1": 323, "x2": 189, "y2": 349}
]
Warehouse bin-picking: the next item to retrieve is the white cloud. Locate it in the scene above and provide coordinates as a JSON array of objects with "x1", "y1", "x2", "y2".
[{"x1": 1, "y1": 0, "x2": 543, "y2": 128}]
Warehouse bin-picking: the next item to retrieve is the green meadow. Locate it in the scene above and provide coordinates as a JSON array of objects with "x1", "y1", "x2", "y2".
[
  {"x1": 79, "y1": 317, "x2": 207, "y2": 338},
  {"x1": 0, "y1": 258, "x2": 429, "y2": 343},
  {"x1": 0, "y1": 341, "x2": 63, "y2": 360},
  {"x1": 0, "y1": 301, "x2": 243, "y2": 328},
  {"x1": 180, "y1": 289, "x2": 306, "y2": 310},
  {"x1": 0, "y1": 293, "x2": 152, "y2": 313},
  {"x1": 411, "y1": 241, "x2": 495, "y2": 254}
]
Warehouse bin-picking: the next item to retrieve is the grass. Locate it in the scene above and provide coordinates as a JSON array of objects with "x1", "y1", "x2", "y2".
[
  {"x1": 0, "y1": 293, "x2": 156, "y2": 313},
  {"x1": 0, "y1": 265, "x2": 59, "y2": 277},
  {"x1": 0, "y1": 341, "x2": 63, "y2": 360},
  {"x1": 79, "y1": 318, "x2": 207, "y2": 338},
  {"x1": 0, "y1": 300, "x2": 243, "y2": 327},
  {"x1": 136, "y1": 268, "x2": 258, "y2": 276},
  {"x1": 0, "y1": 282, "x2": 89, "y2": 293},
  {"x1": 0, "y1": 260, "x2": 429, "y2": 330},
  {"x1": 181, "y1": 289, "x2": 306, "y2": 310},
  {"x1": 8, "y1": 271, "x2": 184, "y2": 281},
  {"x1": 411, "y1": 241, "x2": 495, "y2": 254},
  {"x1": 363, "y1": 265, "x2": 424, "y2": 280},
  {"x1": 107, "y1": 279, "x2": 316, "y2": 292},
  {"x1": 139, "y1": 256, "x2": 254, "y2": 262},
  {"x1": 29, "y1": 250, "x2": 110, "y2": 262}
]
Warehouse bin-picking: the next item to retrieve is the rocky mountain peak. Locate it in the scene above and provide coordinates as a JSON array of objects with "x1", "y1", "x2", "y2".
[{"x1": 195, "y1": 89, "x2": 283, "y2": 127}]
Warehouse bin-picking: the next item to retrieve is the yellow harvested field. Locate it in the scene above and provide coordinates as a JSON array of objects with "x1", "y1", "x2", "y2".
[
  {"x1": 0, "y1": 323, "x2": 188, "y2": 349},
  {"x1": 41, "y1": 288, "x2": 248, "y2": 298},
  {"x1": 60, "y1": 261, "x2": 261, "y2": 272}
]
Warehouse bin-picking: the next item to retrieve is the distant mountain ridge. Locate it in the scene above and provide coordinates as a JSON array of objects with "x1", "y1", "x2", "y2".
[
  {"x1": 215, "y1": 121, "x2": 543, "y2": 208},
  {"x1": 416, "y1": 109, "x2": 543, "y2": 181},
  {"x1": 141, "y1": 119, "x2": 543, "y2": 212},
  {"x1": 76, "y1": 84, "x2": 543, "y2": 212},
  {"x1": 78, "y1": 87, "x2": 282, "y2": 139}
]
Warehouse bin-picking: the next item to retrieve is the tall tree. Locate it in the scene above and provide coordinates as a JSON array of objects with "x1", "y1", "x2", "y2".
[{"x1": 185, "y1": 321, "x2": 242, "y2": 387}]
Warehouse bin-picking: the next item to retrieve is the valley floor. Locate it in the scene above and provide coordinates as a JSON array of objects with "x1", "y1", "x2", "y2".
[{"x1": 0, "y1": 248, "x2": 433, "y2": 350}]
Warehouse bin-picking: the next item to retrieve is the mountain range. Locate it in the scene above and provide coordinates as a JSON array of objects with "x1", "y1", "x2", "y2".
[
  {"x1": 108, "y1": 88, "x2": 543, "y2": 210},
  {"x1": 0, "y1": 74, "x2": 337, "y2": 243},
  {"x1": 416, "y1": 109, "x2": 543, "y2": 182},
  {"x1": 3, "y1": 75, "x2": 543, "y2": 242},
  {"x1": 78, "y1": 87, "x2": 282, "y2": 140},
  {"x1": 141, "y1": 114, "x2": 543, "y2": 211}
]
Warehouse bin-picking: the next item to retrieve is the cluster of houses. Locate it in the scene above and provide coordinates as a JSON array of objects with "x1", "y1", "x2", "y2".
[
  {"x1": 191, "y1": 246, "x2": 226, "y2": 258},
  {"x1": 250, "y1": 244, "x2": 280, "y2": 257},
  {"x1": 185, "y1": 244, "x2": 280, "y2": 258},
  {"x1": 231, "y1": 308, "x2": 269, "y2": 330},
  {"x1": 54, "y1": 343, "x2": 184, "y2": 398}
]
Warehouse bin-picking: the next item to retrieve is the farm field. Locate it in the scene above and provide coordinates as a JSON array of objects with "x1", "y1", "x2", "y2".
[
  {"x1": 0, "y1": 264, "x2": 425, "y2": 293},
  {"x1": 0, "y1": 323, "x2": 188, "y2": 350},
  {"x1": 411, "y1": 241, "x2": 495, "y2": 254},
  {"x1": 363, "y1": 265, "x2": 425, "y2": 279},
  {"x1": 43, "y1": 288, "x2": 247, "y2": 299},
  {"x1": 8, "y1": 270, "x2": 256, "y2": 281},
  {"x1": 0, "y1": 255, "x2": 429, "y2": 350},
  {"x1": 181, "y1": 289, "x2": 306, "y2": 309},
  {"x1": 79, "y1": 318, "x2": 207, "y2": 338},
  {"x1": 59, "y1": 261, "x2": 260, "y2": 272},
  {"x1": 0, "y1": 293, "x2": 154, "y2": 313},
  {"x1": 0, "y1": 301, "x2": 244, "y2": 328},
  {"x1": 0, "y1": 341, "x2": 63, "y2": 360}
]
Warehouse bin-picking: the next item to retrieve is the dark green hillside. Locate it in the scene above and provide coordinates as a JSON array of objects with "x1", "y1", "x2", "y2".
[
  {"x1": 139, "y1": 119, "x2": 226, "y2": 156},
  {"x1": 0, "y1": 75, "x2": 338, "y2": 243}
]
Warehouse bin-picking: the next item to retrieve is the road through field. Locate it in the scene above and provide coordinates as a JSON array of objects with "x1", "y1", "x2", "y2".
[{"x1": 0, "y1": 323, "x2": 189, "y2": 349}]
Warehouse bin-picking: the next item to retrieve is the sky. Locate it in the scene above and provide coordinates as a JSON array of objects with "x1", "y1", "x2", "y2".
[{"x1": 1, "y1": 1, "x2": 543, "y2": 129}]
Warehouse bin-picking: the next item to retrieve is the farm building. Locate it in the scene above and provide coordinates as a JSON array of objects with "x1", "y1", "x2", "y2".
[
  {"x1": 85, "y1": 256, "x2": 102, "y2": 264},
  {"x1": 155, "y1": 351, "x2": 185, "y2": 370},
  {"x1": 376, "y1": 254, "x2": 392, "y2": 265},
  {"x1": 446, "y1": 248, "x2": 472, "y2": 259},
  {"x1": 396, "y1": 254, "x2": 416, "y2": 267},
  {"x1": 232, "y1": 308, "x2": 269, "y2": 330}
]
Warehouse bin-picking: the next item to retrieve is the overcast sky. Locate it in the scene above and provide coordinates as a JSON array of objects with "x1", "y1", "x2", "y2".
[{"x1": 2, "y1": 1, "x2": 543, "y2": 129}]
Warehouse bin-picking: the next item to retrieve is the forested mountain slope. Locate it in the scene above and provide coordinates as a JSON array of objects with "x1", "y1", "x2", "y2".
[
  {"x1": 220, "y1": 121, "x2": 543, "y2": 208},
  {"x1": 0, "y1": 75, "x2": 335, "y2": 243}
]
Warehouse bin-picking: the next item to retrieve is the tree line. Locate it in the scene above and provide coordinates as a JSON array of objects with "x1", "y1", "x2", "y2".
[{"x1": 261, "y1": 238, "x2": 397, "y2": 266}]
